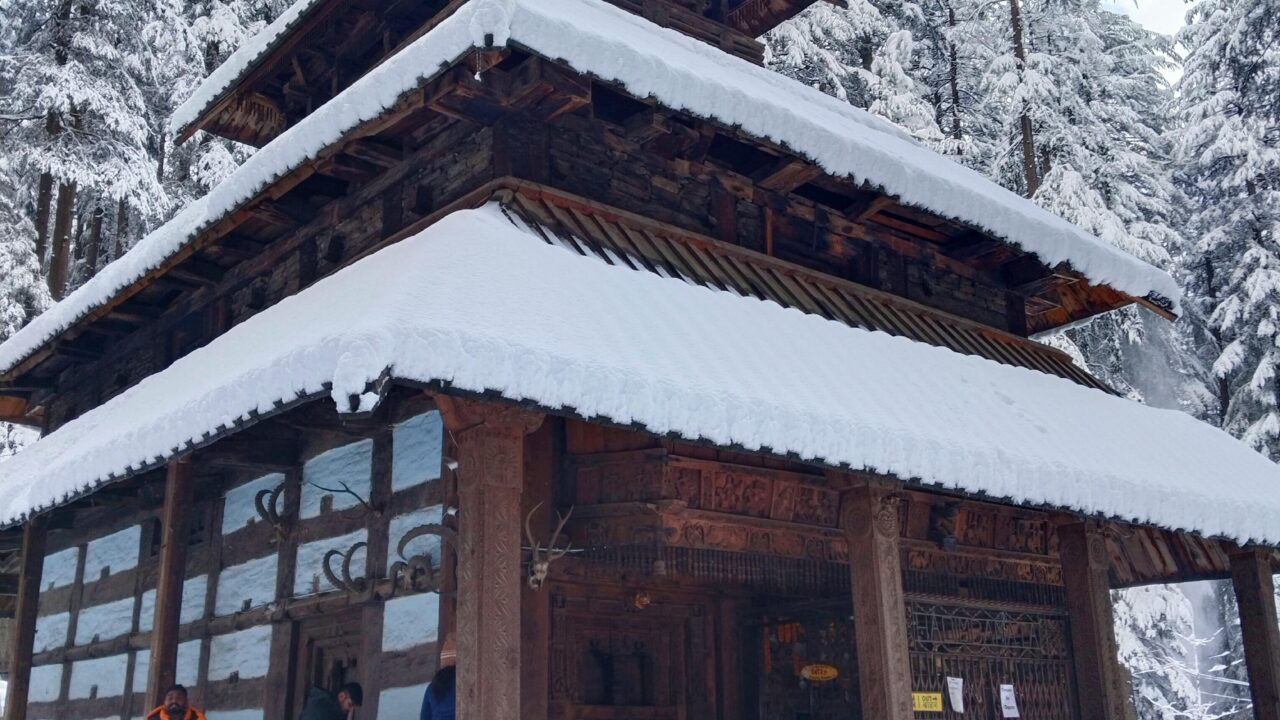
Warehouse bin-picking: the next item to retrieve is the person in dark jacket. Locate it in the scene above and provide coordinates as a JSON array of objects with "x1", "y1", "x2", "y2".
[
  {"x1": 420, "y1": 633, "x2": 456, "y2": 720},
  {"x1": 338, "y1": 682, "x2": 363, "y2": 720},
  {"x1": 299, "y1": 686, "x2": 345, "y2": 720}
]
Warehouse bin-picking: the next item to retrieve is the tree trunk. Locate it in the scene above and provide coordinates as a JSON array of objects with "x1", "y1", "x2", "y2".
[
  {"x1": 113, "y1": 198, "x2": 129, "y2": 261},
  {"x1": 85, "y1": 205, "x2": 104, "y2": 278},
  {"x1": 1010, "y1": 0, "x2": 1039, "y2": 197},
  {"x1": 33, "y1": 172, "x2": 53, "y2": 268},
  {"x1": 947, "y1": 6, "x2": 963, "y2": 144},
  {"x1": 47, "y1": 179, "x2": 77, "y2": 300}
]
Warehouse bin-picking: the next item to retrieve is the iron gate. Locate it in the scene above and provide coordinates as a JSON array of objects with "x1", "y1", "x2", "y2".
[{"x1": 907, "y1": 600, "x2": 1078, "y2": 720}]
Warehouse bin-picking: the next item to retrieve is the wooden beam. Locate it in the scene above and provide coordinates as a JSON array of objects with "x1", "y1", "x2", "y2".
[
  {"x1": 1059, "y1": 520, "x2": 1132, "y2": 720},
  {"x1": 146, "y1": 458, "x2": 194, "y2": 706},
  {"x1": 436, "y1": 395, "x2": 544, "y2": 720},
  {"x1": 1230, "y1": 547, "x2": 1280, "y2": 720},
  {"x1": 4, "y1": 517, "x2": 47, "y2": 720},
  {"x1": 841, "y1": 481, "x2": 912, "y2": 720},
  {"x1": 753, "y1": 157, "x2": 822, "y2": 193}
]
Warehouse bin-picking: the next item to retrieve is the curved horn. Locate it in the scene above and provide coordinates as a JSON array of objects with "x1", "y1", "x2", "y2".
[
  {"x1": 547, "y1": 506, "x2": 575, "y2": 560},
  {"x1": 525, "y1": 501, "x2": 544, "y2": 559},
  {"x1": 322, "y1": 549, "x2": 348, "y2": 591},
  {"x1": 342, "y1": 541, "x2": 368, "y2": 592}
]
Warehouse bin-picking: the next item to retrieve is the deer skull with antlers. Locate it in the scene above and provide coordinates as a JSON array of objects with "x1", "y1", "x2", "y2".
[{"x1": 525, "y1": 502, "x2": 573, "y2": 590}]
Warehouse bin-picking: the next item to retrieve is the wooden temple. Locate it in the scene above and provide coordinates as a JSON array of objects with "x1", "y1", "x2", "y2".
[{"x1": 0, "y1": 1, "x2": 1276, "y2": 720}]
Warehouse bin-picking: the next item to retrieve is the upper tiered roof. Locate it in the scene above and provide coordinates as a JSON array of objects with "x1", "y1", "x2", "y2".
[{"x1": 171, "y1": 0, "x2": 840, "y2": 145}]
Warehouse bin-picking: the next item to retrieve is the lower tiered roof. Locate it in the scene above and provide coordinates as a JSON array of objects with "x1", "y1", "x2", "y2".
[{"x1": 1, "y1": 203, "x2": 1276, "y2": 547}]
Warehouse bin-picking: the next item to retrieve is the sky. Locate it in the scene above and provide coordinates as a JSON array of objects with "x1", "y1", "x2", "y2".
[{"x1": 1106, "y1": 0, "x2": 1189, "y2": 37}]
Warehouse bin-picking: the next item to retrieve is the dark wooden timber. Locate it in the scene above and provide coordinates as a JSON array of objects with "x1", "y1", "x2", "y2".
[
  {"x1": 841, "y1": 481, "x2": 912, "y2": 720},
  {"x1": 146, "y1": 458, "x2": 195, "y2": 705},
  {"x1": 1230, "y1": 547, "x2": 1280, "y2": 720},
  {"x1": 5, "y1": 518, "x2": 47, "y2": 720},
  {"x1": 437, "y1": 395, "x2": 544, "y2": 720},
  {"x1": 1059, "y1": 520, "x2": 1131, "y2": 720}
]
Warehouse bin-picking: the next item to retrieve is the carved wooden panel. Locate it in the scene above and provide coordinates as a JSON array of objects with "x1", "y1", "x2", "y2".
[
  {"x1": 570, "y1": 452, "x2": 838, "y2": 529},
  {"x1": 549, "y1": 589, "x2": 714, "y2": 720}
]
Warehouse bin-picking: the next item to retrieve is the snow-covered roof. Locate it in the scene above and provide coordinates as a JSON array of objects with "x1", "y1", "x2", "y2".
[
  {"x1": 0, "y1": 0, "x2": 1180, "y2": 378},
  {"x1": 1, "y1": 204, "x2": 1276, "y2": 545},
  {"x1": 169, "y1": 0, "x2": 327, "y2": 137}
]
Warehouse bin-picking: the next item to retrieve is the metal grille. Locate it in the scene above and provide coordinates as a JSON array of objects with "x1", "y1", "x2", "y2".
[
  {"x1": 904, "y1": 569, "x2": 1067, "y2": 609},
  {"x1": 907, "y1": 601, "x2": 1078, "y2": 720},
  {"x1": 582, "y1": 545, "x2": 849, "y2": 595}
]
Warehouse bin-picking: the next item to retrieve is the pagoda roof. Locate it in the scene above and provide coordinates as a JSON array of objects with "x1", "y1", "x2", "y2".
[
  {"x1": 0, "y1": 204, "x2": 1273, "y2": 550},
  {"x1": 0, "y1": 0, "x2": 1180, "y2": 383}
]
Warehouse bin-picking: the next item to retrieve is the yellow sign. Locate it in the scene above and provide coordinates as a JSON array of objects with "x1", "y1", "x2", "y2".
[
  {"x1": 912, "y1": 692, "x2": 945, "y2": 712},
  {"x1": 800, "y1": 664, "x2": 839, "y2": 683}
]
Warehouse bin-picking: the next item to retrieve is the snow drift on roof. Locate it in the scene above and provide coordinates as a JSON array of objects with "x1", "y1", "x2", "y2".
[
  {"x1": 169, "y1": 0, "x2": 329, "y2": 136},
  {"x1": 0, "y1": 0, "x2": 1179, "y2": 377},
  {"x1": 0, "y1": 205, "x2": 1275, "y2": 544}
]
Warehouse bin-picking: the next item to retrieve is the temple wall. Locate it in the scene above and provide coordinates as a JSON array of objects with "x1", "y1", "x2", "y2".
[{"x1": 24, "y1": 407, "x2": 447, "y2": 720}]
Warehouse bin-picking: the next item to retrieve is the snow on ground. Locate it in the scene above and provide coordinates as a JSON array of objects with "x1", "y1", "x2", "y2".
[
  {"x1": 0, "y1": 0, "x2": 1179, "y2": 379},
  {"x1": 0, "y1": 205, "x2": 1273, "y2": 546}
]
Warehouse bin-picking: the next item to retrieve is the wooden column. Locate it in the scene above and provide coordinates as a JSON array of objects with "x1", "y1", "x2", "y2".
[
  {"x1": 1058, "y1": 520, "x2": 1130, "y2": 720},
  {"x1": 437, "y1": 396, "x2": 543, "y2": 720},
  {"x1": 5, "y1": 517, "x2": 48, "y2": 720},
  {"x1": 146, "y1": 458, "x2": 194, "y2": 705},
  {"x1": 841, "y1": 482, "x2": 912, "y2": 720},
  {"x1": 1230, "y1": 547, "x2": 1280, "y2": 720}
]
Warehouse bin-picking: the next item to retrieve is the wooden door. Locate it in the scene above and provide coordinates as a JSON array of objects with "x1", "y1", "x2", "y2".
[
  {"x1": 291, "y1": 609, "x2": 364, "y2": 714},
  {"x1": 549, "y1": 589, "x2": 715, "y2": 720}
]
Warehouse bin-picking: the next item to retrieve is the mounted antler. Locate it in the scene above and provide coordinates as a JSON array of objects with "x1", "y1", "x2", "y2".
[
  {"x1": 525, "y1": 502, "x2": 573, "y2": 590},
  {"x1": 389, "y1": 520, "x2": 458, "y2": 594},
  {"x1": 322, "y1": 541, "x2": 369, "y2": 593},
  {"x1": 254, "y1": 484, "x2": 287, "y2": 542}
]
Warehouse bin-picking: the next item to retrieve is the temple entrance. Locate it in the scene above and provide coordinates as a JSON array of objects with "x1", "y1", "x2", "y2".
[
  {"x1": 742, "y1": 600, "x2": 860, "y2": 720},
  {"x1": 290, "y1": 609, "x2": 364, "y2": 716},
  {"x1": 906, "y1": 600, "x2": 1078, "y2": 720}
]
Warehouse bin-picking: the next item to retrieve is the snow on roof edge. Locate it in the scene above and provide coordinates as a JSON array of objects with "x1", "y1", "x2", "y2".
[
  {"x1": 1, "y1": 0, "x2": 1179, "y2": 378},
  {"x1": 0, "y1": 205, "x2": 1271, "y2": 547},
  {"x1": 169, "y1": 0, "x2": 330, "y2": 136}
]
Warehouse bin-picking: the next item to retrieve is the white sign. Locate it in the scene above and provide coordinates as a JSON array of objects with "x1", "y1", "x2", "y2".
[
  {"x1": 946, "y1": 677, "x2": 965, "y2": 713},
  {"x1": 1000, "y1": 684, "x2": 1020, "y2": 718}
]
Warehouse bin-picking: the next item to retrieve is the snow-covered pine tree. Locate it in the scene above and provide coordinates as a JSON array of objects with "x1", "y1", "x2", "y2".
[
  {"x1": 764, "y1": 0, "x2": 944, "y2": 144},
  {"x1": 1176, "y1": 0, "x2": 1280, "y2": 456},
  {"x1": 0, "y1": 0, "x2": 171, "y2": 296}
]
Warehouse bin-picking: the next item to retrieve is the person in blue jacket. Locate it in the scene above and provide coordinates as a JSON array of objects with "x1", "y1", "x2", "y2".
[{"x1": 420, "y1": 633, "x2": 456, "y2": 720}]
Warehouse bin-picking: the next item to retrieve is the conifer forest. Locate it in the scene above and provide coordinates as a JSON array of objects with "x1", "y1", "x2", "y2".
[{"x1": 0, "y1": 0, "x2": 1276, "y2": 717}]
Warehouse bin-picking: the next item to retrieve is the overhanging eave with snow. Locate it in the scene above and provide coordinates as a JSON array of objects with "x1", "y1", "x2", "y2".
[
  {"x1": 0, "y1": 0, "x2": 1180, "y2": 398},
  {"x1": 1, "y1": 206, "x2": 1275, "y2": 564}
]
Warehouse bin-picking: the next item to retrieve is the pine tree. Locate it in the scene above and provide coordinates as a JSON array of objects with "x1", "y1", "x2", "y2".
[{"x1": 1176, "y1": 0, "x2": 1280, "y2": 456}]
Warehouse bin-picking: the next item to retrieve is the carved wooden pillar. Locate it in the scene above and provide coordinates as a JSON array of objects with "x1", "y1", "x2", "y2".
[
  {"x1": 1058, "y1": 520, "x2": 1131, "y2": 720},
  {"x1": 5, "y1": 517, "x2": 47, "y2": 720},
  {"x1": 437, "y1": 396, "x2": 544, "y2": 720},
  {"x1": 841, "y1": 482, "x2": 912, "y2": 720},
  {"x1": 147, "y1": 458, "x2": 194, "y2": 705},
  {"x1": 1230, "y1": 547, "x2": 1280, "y2": 720}
]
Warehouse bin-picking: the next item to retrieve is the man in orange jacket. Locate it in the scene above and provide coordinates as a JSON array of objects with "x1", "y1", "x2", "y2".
[{"x1": 145, "y1": 684, "x2": 206, "y2": 720}]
